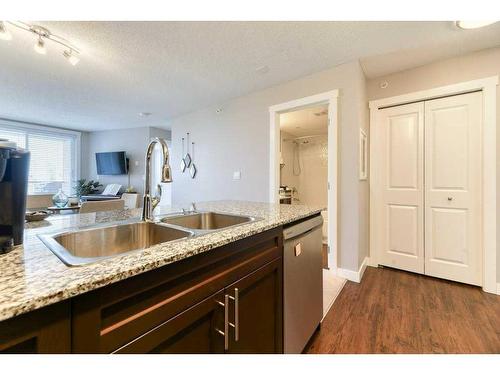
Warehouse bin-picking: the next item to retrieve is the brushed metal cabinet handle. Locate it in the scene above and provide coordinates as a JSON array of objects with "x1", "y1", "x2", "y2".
[
  {"x1": 234, "y1": 288, "x2": 239, "y2": 341},
  {"x1": 215, "y1": 295, "x2": 229, "y2": 350},
  {"x1": 228, "y1": 288, "x2": 239, "y2": 341},
  {"x1": 223, "y1": 294, "x2": 229, "y2": 350}
]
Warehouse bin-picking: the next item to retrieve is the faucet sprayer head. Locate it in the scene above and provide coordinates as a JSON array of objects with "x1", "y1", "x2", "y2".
[{"x1": 162, "y1": 163, "x2": 172, "y2": 183}]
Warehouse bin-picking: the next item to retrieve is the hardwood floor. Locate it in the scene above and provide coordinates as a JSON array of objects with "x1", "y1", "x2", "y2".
[{"x1": 305, "y1": 267, "x2": 500, "y2": 354}]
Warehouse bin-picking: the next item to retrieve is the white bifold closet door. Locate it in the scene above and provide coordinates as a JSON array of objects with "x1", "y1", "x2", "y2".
[
  {"x1": 378, "y1": 102, "x2": 425, "y2": 274},
  {"x1": 424, "y1": 92, "x2": 482, "y2": 285},
  {"x1": 377, "y1": 91, "x2": 482, "y2": 285}
]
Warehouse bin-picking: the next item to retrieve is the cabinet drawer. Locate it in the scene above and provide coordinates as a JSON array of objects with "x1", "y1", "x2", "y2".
[
  {"x1": 72, "y1": 227, "x2": 283, "y2": 353},
  {"x1": 114, "y1": 290, "x2": 226, "y2": 354}
]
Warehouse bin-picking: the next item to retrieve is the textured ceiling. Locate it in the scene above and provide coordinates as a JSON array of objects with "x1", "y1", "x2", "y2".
[
  {"x1": 1, "y1": 21, "x2": 499, "y2": 131},
  {"x1": 280, "y1": 105, "x2": 328, "y2": 137}
]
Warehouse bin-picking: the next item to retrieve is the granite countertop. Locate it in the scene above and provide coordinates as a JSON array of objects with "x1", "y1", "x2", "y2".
[{"x1": 0, "y1": 200, "x2": 323, "y2": 322}]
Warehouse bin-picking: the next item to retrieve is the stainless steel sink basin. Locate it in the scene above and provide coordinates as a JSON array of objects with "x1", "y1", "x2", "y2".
[
  {"x1": 39, "y1": 221, "x2": 192, "y2": 266},
  {"x1": 160, "y1": 212, "x2": 254, "y2": 231}
]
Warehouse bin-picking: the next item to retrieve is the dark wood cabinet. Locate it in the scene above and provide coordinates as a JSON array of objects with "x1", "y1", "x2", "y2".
[
  {"x1": 116, "y1": 257, "x2": 283, "y2": 354},
  {"x1": 115, "y1": 290, "x2": 226, "y2": 353},
  {"x1": 0, "y1": 227, "x2": 284, "y2": 354},
  {"x1": 72, "y1": 227, "x2": 284, "y2": 354},
  {"x1": 225, "y1": 258, "x2": 283, "y2": 354},
  {"x1": 0, "y1": 301, "x2": 71, "y2": 353}
]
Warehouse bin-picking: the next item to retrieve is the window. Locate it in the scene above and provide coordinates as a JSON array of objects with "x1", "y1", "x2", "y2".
[{"x1": 0, "y1": 121, "x2": 80, "y2": 195}]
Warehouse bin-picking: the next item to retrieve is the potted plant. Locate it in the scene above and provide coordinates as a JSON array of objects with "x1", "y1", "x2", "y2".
[
  {"x1": 74, "y1": 179, "x2": 102, "y2": 199},
  {"x1": 125, "y1": 186, "x2": 137, "y2": 193}
]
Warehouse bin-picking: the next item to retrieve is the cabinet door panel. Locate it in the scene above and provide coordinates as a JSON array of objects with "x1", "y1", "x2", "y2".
[
  {"x1": 114, "y1": 290, "x2": 225, "y2": 354},
  {"x1": 0, "y1": 302, "x2": 70, "y2": 353},
  {"x1": 225, "y1": 258, "x2": 283, "y2": 354}
]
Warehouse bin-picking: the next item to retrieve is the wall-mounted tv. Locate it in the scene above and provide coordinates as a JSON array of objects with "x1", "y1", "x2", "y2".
[{"x1": 96, "y1": 151, "x2": 128, "y2": 175}]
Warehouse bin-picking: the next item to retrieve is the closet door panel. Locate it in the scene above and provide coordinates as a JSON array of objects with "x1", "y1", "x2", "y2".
[
  {"x1": 376, "y1": 102, "x2": 425, "y2": 273},
  {"x1": 388, "y1": 115, "x2": 419, "y2": 189},
  {"x1": 424, "y1": 92, "x2": 482, "y2": 285},
  {"x1": 388, "y1": 204, "x2": 419, "y2": 257}
]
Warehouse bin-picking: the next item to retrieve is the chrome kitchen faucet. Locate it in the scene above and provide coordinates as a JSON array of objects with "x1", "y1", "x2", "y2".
[{"x1": 142, "y1": 138, "x2": 172, "y2": 221}]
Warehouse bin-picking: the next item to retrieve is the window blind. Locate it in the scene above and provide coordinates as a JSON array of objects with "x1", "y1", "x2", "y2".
[{"x1": 0, "y1": 124, "x2": 79, "y2": 195}]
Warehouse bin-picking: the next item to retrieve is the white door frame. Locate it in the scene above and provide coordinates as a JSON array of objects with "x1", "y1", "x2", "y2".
[
  {"x1": 269, "y1": 89, "x2": 339, "y2": 270},
  {"x1": 369, "y1": 76, "x2": 498, "y2": 294}
]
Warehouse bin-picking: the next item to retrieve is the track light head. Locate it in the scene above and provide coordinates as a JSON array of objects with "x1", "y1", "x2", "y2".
[
  {"x1": 34, "y1": 36, "x2": 46, "y2": 55},
  {"x1": 63, "y1": 49, "x2": 80, "y2": 66},
  {"x1": 0, "y1": 21, "x2": 12, "y2": 41}
]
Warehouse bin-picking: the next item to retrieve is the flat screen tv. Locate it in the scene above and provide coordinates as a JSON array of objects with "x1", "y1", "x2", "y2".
[{"x1": 96, "y1": 151, "x2": 128, "y2": 175}]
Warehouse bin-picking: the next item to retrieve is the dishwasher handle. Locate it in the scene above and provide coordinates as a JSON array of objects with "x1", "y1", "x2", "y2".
[{"x1": 283, "y1": 215, "x2": 323, "y2": 240}]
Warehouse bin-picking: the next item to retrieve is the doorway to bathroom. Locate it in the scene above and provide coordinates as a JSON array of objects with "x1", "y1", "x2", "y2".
[
  {"x1": 269, "y1": 90, "x2": 345, "y2": 318},
  {"x1": 280, "y1": 106, "x2": 329, "y2": 265}
]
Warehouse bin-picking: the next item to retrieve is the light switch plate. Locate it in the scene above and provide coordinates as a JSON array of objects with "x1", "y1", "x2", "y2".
[{"x1": 233, "y1": 171, "x2": 241, "y2": 180}]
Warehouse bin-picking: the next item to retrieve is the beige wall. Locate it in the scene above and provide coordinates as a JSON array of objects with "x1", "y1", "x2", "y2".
[
  {"x1": 170, "y1": 60, "x2": 368, "y2": 272},
  {"x1": 366, "y1": 46, "x2": 500, "y2": 282},
  {"x1": 83, "y1": 126, "x2": 171, "y2": 195},
  {"x1": 358, "y1": 65, "x2": 369, "y2": 268}
]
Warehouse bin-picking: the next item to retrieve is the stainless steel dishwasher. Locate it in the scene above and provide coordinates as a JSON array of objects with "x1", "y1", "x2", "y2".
[{"x1": 283, "y1": 214, "x2": 323, "y2": 353}]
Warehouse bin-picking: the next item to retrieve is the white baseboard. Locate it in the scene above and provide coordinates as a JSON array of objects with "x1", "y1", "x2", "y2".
[
  {"x1": 337, "y1": 256, "x2": 368, "y2": 283},
  {"x1": 497, "y1": 283, "x2": 500, "y2": 295},
  {"x1": 368, "y1": 257, "x2": 379, "y2": 267}
]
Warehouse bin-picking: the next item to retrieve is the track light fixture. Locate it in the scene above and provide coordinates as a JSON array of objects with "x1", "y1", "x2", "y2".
[
  {"x1": 34, "y1": 36, "x2": 46, "y2": 55},
  {"x1": 63, "y1": 49, "x2": 80, "y2": 65},
  {"x1": 0, "y1": 21, "x2": 81, "y2": 65}
]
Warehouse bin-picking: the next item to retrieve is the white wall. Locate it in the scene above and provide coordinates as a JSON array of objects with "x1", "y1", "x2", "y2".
[
  {"x1": 149, "y1": 127, "x2": 172, "y2": 141},
  {"x1": 366, "y1": 46, "x2": 500, "y2": 282},
  {"x1": 170, "y1": 60, "x2": 368, "y2": 272},
  {"x1": 83, "y1": 126, "x2": 171, "y2": 195},
  {"x1": 279, "y1": 131, "x2": 301, "y2": 198},
  {"x1": 358, "y1": 67, "x2": 370, "y2": 267},
  {"x1": 281, "y1": 134, "x2": 328, "y2": 207},
  {"x1": 298, "y1": 136, "x2": 328, "y2": 207}
]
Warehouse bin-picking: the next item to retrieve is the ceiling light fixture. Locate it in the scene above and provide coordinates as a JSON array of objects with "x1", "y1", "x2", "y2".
[
  {"x1": 455, "y1": 21, "x2": 498, "y2": 29},
  {"x1": 139, "y1": 112, "x2": 152, "y2": 117},
  {"x1": 0, "y1": 21, "x2": 12, "y2": 41},
  {"x1": 34, "y1": 36, "x2": 46, "y2": 55},
  {"x1": 1, "y1": 21, "x2": 81, "y2": 65}
]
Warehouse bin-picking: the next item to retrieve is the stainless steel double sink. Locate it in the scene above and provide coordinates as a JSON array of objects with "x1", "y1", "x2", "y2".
[
  {"x1": 39, "y1": 211, "x2": 257, "y2": 266},
  {"x1": 161, "y1": 211, "x2": 252, "y2": 231}
]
